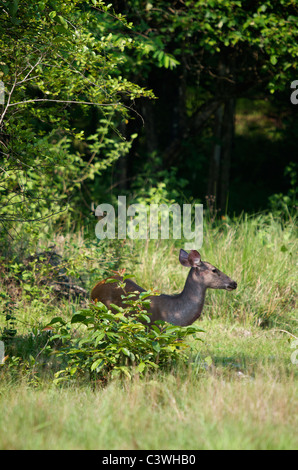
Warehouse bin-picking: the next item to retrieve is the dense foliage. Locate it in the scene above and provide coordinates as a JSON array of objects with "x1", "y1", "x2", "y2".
[
  {"x1": 0, "y1": 0, "x2": 154, "y2": 231},
  {"x1": 0, "y1": 1, "x2": 297, "y2": 386},
  {"x1": 47, "y1": 281, "x2": 203, "y2": 384}
]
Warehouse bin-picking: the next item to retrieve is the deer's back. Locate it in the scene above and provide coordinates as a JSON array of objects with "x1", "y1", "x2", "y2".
[{"x1": 91, "y1": 276, "x2": 146, "y2": 310}]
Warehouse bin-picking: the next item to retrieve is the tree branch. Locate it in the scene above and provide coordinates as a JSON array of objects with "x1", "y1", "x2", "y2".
[{"x1": 7, "y1": 98, "x2": 122, "y2": 108}]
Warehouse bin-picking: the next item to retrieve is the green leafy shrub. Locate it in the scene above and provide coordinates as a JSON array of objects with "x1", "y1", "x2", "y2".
[{"x1": 46, "y1": 280, "x2": 204, "y2": 385}]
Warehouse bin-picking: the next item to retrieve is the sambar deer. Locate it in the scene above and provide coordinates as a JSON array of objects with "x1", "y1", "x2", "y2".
[{"x1": 91, "y1": 249, "x2": 237, "y2": 326}]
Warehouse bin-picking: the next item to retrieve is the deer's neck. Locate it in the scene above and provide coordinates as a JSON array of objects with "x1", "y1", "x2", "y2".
[
  {"x1": 180, "y1": 268, "x2": 206, "y2": 323},
  {"x1": 157, "y1": 268, "x2": 207, "y2": 326}
]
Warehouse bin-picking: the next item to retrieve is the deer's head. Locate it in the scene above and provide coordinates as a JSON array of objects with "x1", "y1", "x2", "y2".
[{"x1": 179, "y1": 249, "x2": 237, "y2": 291}]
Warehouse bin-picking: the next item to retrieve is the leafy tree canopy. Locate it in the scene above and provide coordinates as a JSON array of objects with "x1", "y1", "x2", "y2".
[{"x1": 0, "y1": 0, "x2": 154, "y2": 230}]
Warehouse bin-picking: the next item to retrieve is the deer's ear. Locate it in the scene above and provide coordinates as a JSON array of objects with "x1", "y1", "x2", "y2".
[
  {"x1": 179, "y1": 249, "x2": 191, "y2": 267},
  {"x1": 188, "y1": 250, "x2": 201, "y2": 267}
]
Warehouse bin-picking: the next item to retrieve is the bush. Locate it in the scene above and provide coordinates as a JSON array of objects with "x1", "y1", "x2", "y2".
[{"x1": 46, "y1": 279, "x2": 204, "y2": 385}]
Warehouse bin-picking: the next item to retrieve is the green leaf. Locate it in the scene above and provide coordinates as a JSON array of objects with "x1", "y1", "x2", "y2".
[
  {"x1": 71, "y1": 313, "x2": 90, "y2": 324},
  {"x1": 94, "y1": 302, "x2": 109, "y2": 312},
  {"x1": 91, "y1": 358, "x2": 104, "y2": 372},
  {"x1": 110, "y1": 303, "x2": 124, "y2": 312},
  {"x1": 120, "y1": 347, "x2": 131, "y2": 357},
  {"x1": 164, "y1": 55, "x2": 170, "y2": 68},
  {"x1": 58, "y1": 15, "x2": 68, "y2": 28},
  {"x1": 270, "y1": 56, "x2": 278, "y2": 65},
  {"x1": 114, "y1": 365, "x2": 131, "y2": 378},
  {"x1": 139, "y1": 291, "x2": 153, "y2": 300},
  {"x1": 136, "y1": 362, "x2": 146, "y2": 373},
  {"x1": 151, "y1": 325, "x2": 161, "y2": 335},
  {"x1": 94, "y1": 332, "x2": 105, "y2": 346},
  {"x1": 9, "y1": 0, "x2": 19, "y2": 17},
  {"x1": 46, "y1": 317, "x2": 66, "y2": 326},
  {"x1": 138, "y1": 313, "x2": 151, "y2": 323}
]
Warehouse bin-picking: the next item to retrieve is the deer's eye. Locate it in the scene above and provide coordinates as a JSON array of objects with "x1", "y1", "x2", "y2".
[{"x1": 212, "y1": 268, "x2": 217, "y2": 273}]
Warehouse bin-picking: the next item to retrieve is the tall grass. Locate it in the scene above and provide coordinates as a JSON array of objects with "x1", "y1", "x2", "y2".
[
  {"x1": 1, "y1": 212, "x2": 296, "y2": 333},
  {"x1": 0, "y1": 212, "x2": 297, "y2": 450},
  {"x1": 115, "y1": 213, "x2": 297, "y2": 329},
  {"x1": 0, "y1": 212, "x2": 296, "y2": 361},
  {"x1": 0, "y1": 320, "x2": 296, "y2": 450}
]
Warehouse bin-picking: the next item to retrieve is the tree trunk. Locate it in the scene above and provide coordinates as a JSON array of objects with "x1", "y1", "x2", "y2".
[
  {"x1": 208, "y1": 103, "x2": 224, "y2": 200},
  {"x1": 207, "y1": 58, "x2": 235, "y2": 213},
  {"x1": 141, "y1": 100, "x2": 158, "y2": 156},
  {"x1": 219, "y1": 98, "x2": 235, "y2": 212},
  {"x1": 115, "y1": 121, "x2": 128, "y2": 191}
]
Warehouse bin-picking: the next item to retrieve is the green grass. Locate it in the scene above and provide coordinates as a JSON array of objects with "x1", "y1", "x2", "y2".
[
  {"x1": 0, "y1": 319, "x2": 297, "y2": 450},
  {"x1": 0, "y1": 213, "x2": 297, "y2": 449}
]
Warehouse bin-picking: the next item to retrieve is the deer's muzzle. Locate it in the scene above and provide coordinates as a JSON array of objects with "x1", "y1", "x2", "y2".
[{"x1": 226, "y1": 281, "x2": 237, "y2": 291}]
